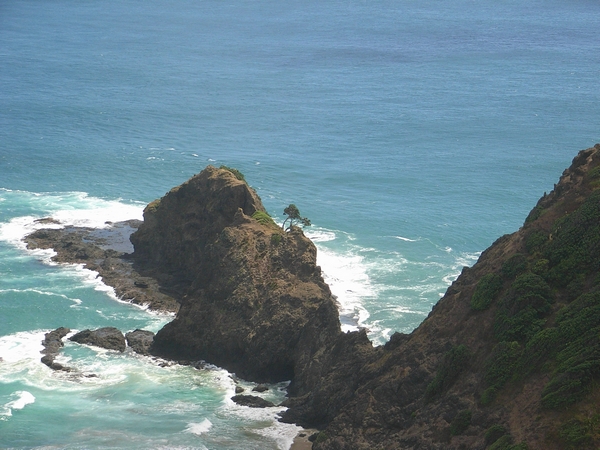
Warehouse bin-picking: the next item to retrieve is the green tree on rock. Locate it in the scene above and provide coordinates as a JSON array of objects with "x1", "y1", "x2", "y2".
[{"x1": 282, "y1": 204, "x2": 311, "y2": 231}]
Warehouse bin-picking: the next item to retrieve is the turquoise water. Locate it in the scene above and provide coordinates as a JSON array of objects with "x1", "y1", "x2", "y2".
[{"x1": 1, "y1": 0, "x2": 600, "y2": 448}]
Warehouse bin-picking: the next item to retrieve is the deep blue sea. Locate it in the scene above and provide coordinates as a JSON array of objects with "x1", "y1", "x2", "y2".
[{"x1": 1, "y1": 0, "x2": 599, "y2": 448}]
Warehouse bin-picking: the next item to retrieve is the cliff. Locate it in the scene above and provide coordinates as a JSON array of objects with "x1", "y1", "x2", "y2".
[
  {"x1": 130, "y1": 146, "x2": 600, "y2": 449},
  {"x1": 306, "y1": 144, "x2": 600, "y2": 449},
  {"x1": 131, "y1": 166, "x2": 343, "y2": 384}
]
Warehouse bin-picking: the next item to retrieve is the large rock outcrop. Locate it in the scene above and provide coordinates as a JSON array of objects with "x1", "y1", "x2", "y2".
[
  {"x1": 304, "y1": 144, "x2": 600, "y2": 449},
  {"x1": 131, "y1": 147, "x2": 600, "y2": 449},
  {"x1": 131, "y1": 166, "x2": 344, "y2": 385}
]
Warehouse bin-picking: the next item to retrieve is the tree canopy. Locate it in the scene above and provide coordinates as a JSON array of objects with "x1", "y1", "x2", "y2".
[{"x1": 282, "y1": 204, "x2": 311, "y2": 231}]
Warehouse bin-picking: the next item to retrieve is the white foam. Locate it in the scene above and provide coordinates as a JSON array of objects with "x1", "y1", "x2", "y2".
[
  {"x1": 0, "y1": 192, "x2": 143, "y2": 250},
  {"x1": 221, "y1": 400, "x2": 300, "y2": 450},
  {"x1": 394, "y1": 235, "x2": 418, "y2": 242},
  {"x1": 0, "y1": 330, "x2": 45, "y2": 364},
  {"x1": 1, "y1": 391, "x2": 36, "y2": 418},
  {"x1": 307, "y1": 233, "x2": 375, "y2": 332},
  {"x1": 0, "y1": 288, "x2": 82, "y2": 306},
  {"x1": 184, "y1": 418, "x2": 212, "y2": 435}
]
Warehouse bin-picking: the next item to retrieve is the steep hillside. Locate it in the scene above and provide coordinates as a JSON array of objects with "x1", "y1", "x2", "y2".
[
  {"x1": 128, "y1": 146, "x2": 600, "y2": 449},
  {"x1": 306, "y1": 144, "x2": 600, "y2": 449}
]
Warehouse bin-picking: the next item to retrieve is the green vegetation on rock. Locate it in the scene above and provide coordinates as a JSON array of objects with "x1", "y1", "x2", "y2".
[
  {"x1": 558, "y1": 416, "x2": 600, "y2": 449},
  {"x1": 219, "y1": 165, "x2": 246, "y2": 182},
  {"x1": 493, "y1": 272, "x2": 553, "y2": 343},
  {"x1": 471, "y1": 273, "x2": 503, "y2": 311},
  {"x1": 425, "y1": 344, "x2": 471, "y2": 402},
  {"x1": 501, "y1": 254, "x2": 528, "y2": 279},
  {"x1": 251, "y1": 210, "x2": 278, "y2": 228},
  {"x1": 450, "y1": 409, "x2": 472, "y2": 435},
  {"x1": 282, "y1": 204, "x2": 311, "y2": 231}
]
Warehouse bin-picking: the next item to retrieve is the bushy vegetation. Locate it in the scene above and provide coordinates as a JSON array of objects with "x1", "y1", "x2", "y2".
[
  {"x1": 543, "y1": 190, "x2": 600, "y2": 287},
  {"x1": 481, "y1": 341, "x2": 522, "y2": 404},
  {"x1": 501, "y1": 254, "x2": 528, "y2": 279},
  {"x1": 477, "y1": 178, "x2": 600, "y2": 411},
  {"x1": 541, "y1": 292, "x2": 600, "y2": 408},
  {"x1": 485, "y1": 425, "x2": 508, "y2": 446},
  {"x1": 558, "y1": 416, "x2": 600, "y2": 449},
  {"x1": 471, "y1": 273, "x2": 503, "y2": 311},
  {"x1": 251, "y1": 210, "x2": 277, "y2": 228},
  {"x1": 493, "y1": 272, "x2": 553, "y2": 343},
  {"x1": 524, "y1": 230, "x2": 548, "y2": 254},
  {"x1": 219, "y1": 165, "x2": 246, "y2": 181},
  {"x1": 487, "y1": 435, "x2": 528, "y2": 450},
  {"x1": 424, "y1": 345, "x2": 471, "y2": 402},
  {"x1": 145, "y1": 198, "x2": 161, "y2": 214},
  {"x1": 450, "y1": 410, "x2": 472, "y2": 435}
]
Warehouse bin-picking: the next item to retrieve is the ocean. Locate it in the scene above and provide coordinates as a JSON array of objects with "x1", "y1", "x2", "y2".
[{"x1": 1, "y1": 0, "x2": 599, "y2": 448}]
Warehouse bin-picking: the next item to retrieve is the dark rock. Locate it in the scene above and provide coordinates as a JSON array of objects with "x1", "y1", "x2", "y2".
[
  {"x1": 231, "y1": 395, "x2": 276, "y2": 408},
  {"x1": 235, "y1": 386, "x2": 245, "y2": 394},
  {"x1": 41, "y1": 327, "x2": 70, "y2": 354},
  {"x1": 40, "y1": 327, "x2": 73, "y2": 371},
  {"x1": 34, "y1": 217, "x2": 61, "y2": 225},
  {"x1": 252, "y1": 384, "x2": 269, "y2": 393},
  {"x1": 24, "y1": 223, "x2": 179, "y2": 313},
  {"x1": 139, "y1": 167, "x2": 343, "y2": 386},
  {"x1": 125, "y1": 329, "x2": 155, "y2": 355},
  {"x1": 69, "y1": 327, "x2": 126, "y2": 352}
]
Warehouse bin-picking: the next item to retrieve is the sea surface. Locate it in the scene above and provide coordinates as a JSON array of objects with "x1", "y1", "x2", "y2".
[{"x1": 1, "y1": 0, "x2": 599, "y2": 448}]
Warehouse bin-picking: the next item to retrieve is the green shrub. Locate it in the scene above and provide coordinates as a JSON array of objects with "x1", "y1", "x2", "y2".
[
  {"x1": 525, "y1": 205, "x2": 544, "y2": 224},
  {"x1": 494, "y1": 272, "x2": 553, "y2": 343},
  {"x1": 544, "y1": 190, "x2": 600, "y2": 287},
  {"x1": 251, "y1": 210, "x2": 277, "y2": 228},
  {"x1": 219, "y1": 165, "x2": 246, "y2": 181},
  {"x1": 484, "y1": 341, "x2": 522, "y2": 388},
  {"x1": 488, "y1": 435, "x2": 513, "y2": 450},
  {"x1": 485, "y1": 425, "x2": 507, "y2": 446},
  {"x1": 565, "y1": 276, "x2": 586, "y2": 302},
  {"x1": 450, "y1": 410, "x2": 472, "y2": 435},
  {"x1": 145, "y1": 199, "x2": 161, "y2": 214},
  {"x1": 480, "y1": 387, "x2": 498, "y2": 406},
  {"x1": 314, "y1": 432, "x2": 329, "y2": 444},
  {"x1": 559, "y1": 419, "x2": 593, "y2": 448},
  {"x1": 541, "y1": 373, "x2": 587, "y2": 409},
  {"x1": 519, "y1": 328, "x2": 560, "y2": 375},
  {"x1": 525, "y1": 231, "x2": 548, "y2": 254},
  {"x1": 424, "y1": 345, "x2": 471, "y2": 402},
  {"x1": 530, "y1": 258, "x2": 549, "y2": 277},
  {"x1": 270, "y1": 233, "x2": 282, "y2": 246},
  {"x1": 471, "y1": 273, "x2": 503, "y2": 311},
  {"x1": 502, "y1": 254, "x2": 528, "y2": 279}
]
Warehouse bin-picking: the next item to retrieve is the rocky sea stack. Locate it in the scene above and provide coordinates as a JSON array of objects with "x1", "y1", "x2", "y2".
[{"x1": 131, "y1": 166, "x2": 343, "y2": 385}]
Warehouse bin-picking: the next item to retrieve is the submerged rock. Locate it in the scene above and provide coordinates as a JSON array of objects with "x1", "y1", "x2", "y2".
[{"x1": 231, "y1": 395, "x2": 276, "y2": 408}]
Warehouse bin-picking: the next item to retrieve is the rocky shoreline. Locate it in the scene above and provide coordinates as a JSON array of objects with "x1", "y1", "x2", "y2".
[
  {"x1": 25, "y1": 221, "x2": 180, "y2": 313},
  {"x1": 23, "y1": 150, "x2": 600, "y2": 449}
]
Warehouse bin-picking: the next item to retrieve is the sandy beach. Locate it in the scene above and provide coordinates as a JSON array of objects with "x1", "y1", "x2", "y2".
[{"x1": 290, "y1": 429, "x2": 317, "y2": 450}]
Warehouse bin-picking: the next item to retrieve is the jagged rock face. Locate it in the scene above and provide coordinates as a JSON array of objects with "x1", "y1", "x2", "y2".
[
  {"x1": 125, "y1": 329, "x2": 155, "y2": 356},
  {"x1": 131, "y1": 166, "x2": 342, "y2": 383},
  {"x1": 130, "y1": 166, "x2": 266, "y2": 286},
  {"x1": 69, "y1": 327, "x2": 127, "y2": 352},
  {"x1": 309, "y1": 145, "x2": 600, "y2": 449}
]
